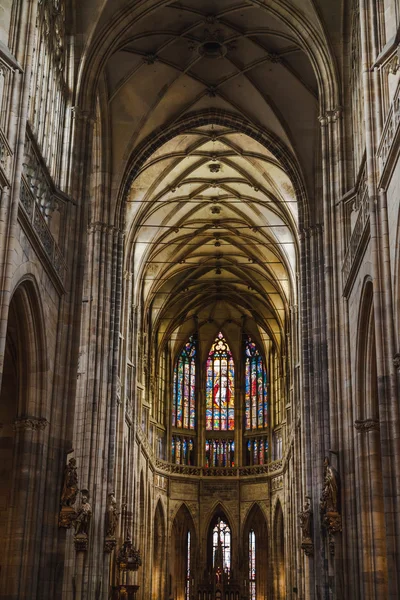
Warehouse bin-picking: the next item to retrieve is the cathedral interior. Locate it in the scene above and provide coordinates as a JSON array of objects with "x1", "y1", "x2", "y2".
[{"x1": 0, "y1": 1, "x2": 399, "y2": 599}]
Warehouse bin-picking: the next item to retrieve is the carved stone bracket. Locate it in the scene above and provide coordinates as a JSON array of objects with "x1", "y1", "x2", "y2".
[
  {"x1": 13, "y1": 417, "x2": 49, "y2": 431},
  {"x1": 104, "y1": 536, "x2": 117, "y2": 553},
  {"x1": 74, "y1": 533, "x2": 89, "y2": 552},
  {"x1": 301, "y1": 538, "x2": 314, "y2": 557},
  {"x1": 393, "y1": 353, "x2": 400, "y2": 370},
  {"x1": 58, "y1": 506, "x2": 76, "y2": 528},
  {"x1": 354, "y1": 418, "x2": 380, "y2": 432},
  {"x1": 323, "y1": 511, "x2": 342, "y2": 555}
]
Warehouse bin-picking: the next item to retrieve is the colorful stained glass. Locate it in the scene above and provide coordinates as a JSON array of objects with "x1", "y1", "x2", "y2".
[
  {"x1": 244, "y1": 335, "x2": 268, "y2": 431},
  {"x1": 206, "y1": 332, "x2": 235, "y2": 431},
  {"x1": 172, "y1": 336, "x2": 196, "y2": 430},
  {"x1": 205, "y1": 439, "x2": 234, "y2": 467},
  {"x1": 249, "y1": 530, "x2": 256, "y2": 600},
  {"x1": 246, "y1": 437, "x2": 268, "y2": 466},
  {"x1": 172, "y1": 435, "x2": 195, "y2": 465}
]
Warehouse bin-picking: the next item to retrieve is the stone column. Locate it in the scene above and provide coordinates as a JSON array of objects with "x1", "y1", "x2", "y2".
[{"x1": 359, "y1": 1, "x2": 400, "y2": 595}]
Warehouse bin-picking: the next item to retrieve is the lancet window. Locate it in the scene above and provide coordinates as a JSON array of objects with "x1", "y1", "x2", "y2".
[
  {"x1": 186, "y1": 531, "x2": 191, "y2": 600},
  {"x1": 29, "y1": 0, "x2": 67, "y2": 180},
  {"x1": 205, "y1": 439, "x2": 235, "y2": 468},
  {"x1": 244, "y1": 336, "x2": 268, "y2": 430},
  {"x1": 172, "y1": 336, "x2": 196, "y2": 430},
  {"x1": 249, "y1": 530, "x2": 256, "y2": 600},
  {"x1": 171, "y1": 436, "x2": 195, "y2": 466},
  {"x1": 206, "y1": 332, "x2": 235, "y2": 431},
  {"x1": 212, "y1": 519, "x2": 231, "y2": 571}
]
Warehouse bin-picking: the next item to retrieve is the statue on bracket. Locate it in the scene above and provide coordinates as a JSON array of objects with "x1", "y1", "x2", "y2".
[
  {"x1": 320, "y1": 456, "x2": 342, "y2": 555},
  {"x1": 104, "y1": 492, "x2": 120, "y2": 553},
  {"x1": 298, "y1": 496, "x2": 313, "y2": 556},
  {"x1": 58, "y1": 457, "x2": 78, "y2": 528},
  {"x1": 74, "y1": 489, "x2": 92, "y2": 552}
]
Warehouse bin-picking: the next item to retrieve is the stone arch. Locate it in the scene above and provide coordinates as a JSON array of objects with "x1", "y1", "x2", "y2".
[
  {"x1": 354, "y1": 278, "x2": 388, "y2": 598},
  {"x1": 170, "y1": 503, "x2": 197, "y2": 600},
  {"x1": 0, "y1": 278, "x2": 48, "y2": 597},
  {"x1": 120, "y1": 109, "x2": 308, "y2": 234},
  {"x1": 75, "y1": 0, "x2": 339, "y2": 134},
  {"x1": 273, "y1": 500, "x2": 285, "y2": 600},
  {"x1": 205, "y1": 503, "x2": 235, "y2": 572},
  {"x1": 152, "y1": 499, "x2": 166, "y2": 600},
  {"x1": 243, "y1": 503, "x2": 269, "y2": 599}
]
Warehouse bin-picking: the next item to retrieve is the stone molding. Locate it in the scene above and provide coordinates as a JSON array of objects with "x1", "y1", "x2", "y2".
[
  {"x1": 354, "y1": 418, "x2": 380, "y2": 432},
  {"x1": 318, "y1": 106, "x2": 343, "y2": 127},
  {"x1": 13, "y1": 417, "x2": 49, "y2": 431}
]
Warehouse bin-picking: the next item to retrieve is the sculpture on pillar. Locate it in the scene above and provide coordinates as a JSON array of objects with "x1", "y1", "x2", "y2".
[
  {"x1": 58, "y1": 457, "x2": 78, "y2": 528},
  {"x1": 320, "y1": 456, "x2": 342, "y2": 555},
  {"x1": 104, "y1": 492, "x2": 120, "y2": 552},
  {"x1": 74, "y1": 490, "x2": 92, "y2": 551},
  {"x1": 298, "y1": 497, "x2": 313, "y2": 556}
]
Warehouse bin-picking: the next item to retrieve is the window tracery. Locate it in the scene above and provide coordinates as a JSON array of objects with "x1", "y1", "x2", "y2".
[
  {"x1": 206, "y1": 332, "x2": 234, "y2": 431},
  {"x1": 29, "y1": 0, "x2": 67, "y2": 180},
  {"x1": 172, "y1": 335, "x2": 196, "y2": 430},
  {"x1": 212, "y1": 519, "x2": 231, "y2": 572},
  {"x1": 244, "y1": 336, "x2": 268, "y2": 430}
]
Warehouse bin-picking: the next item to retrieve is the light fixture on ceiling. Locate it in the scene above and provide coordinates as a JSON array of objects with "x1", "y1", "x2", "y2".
[{"x1": 209, "y1": 163, "x2": 221, "y2": 173}]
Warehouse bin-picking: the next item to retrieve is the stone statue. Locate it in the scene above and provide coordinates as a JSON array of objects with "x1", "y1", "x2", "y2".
[
  {"x1": 60, "y1": 457, "x2": 78, "y2": 507},
  {"x1": 106, "y1": 492, "x2": 119, "y2": 537},
  {"x1": 74, "y1": 493, "x2": 92, "y2": 536},
  {"x1": 320, "y1": 457, "x2": 339, "y2": 514},
  {"x1": 299, "y1": 497, "x2": 312, "y2": 539}
]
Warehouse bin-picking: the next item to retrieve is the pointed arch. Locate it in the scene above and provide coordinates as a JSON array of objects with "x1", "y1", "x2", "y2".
[
  {"x1": 206, "y1": 504, "x2": 235, "y2": 573},
  {"x1": 205, "y1": 331, "x2": 235, "y2": 432},
  {"x1": 354, "y1": 278, "x2": 388, "y2": 597},
  {"x1": 243, "y1": 503, "x2": 269, "y2": 600},
  {"x1": 273, "y1": 500, "x2": 286, "y2": 600},
  {"x1": 170, "y1": 503, "x2": 197, "y2": 600},
  {"x1": 0, "y1": 278, "x2": 48, "y2": 595},
  {"x1": 152, "y1": 499, "x2": 166, "y2": 600}
]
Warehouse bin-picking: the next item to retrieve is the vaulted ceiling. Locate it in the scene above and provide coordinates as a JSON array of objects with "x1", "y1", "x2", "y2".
[{"x1": 77, "y1": 0, "x2": 342, "y2": 356}]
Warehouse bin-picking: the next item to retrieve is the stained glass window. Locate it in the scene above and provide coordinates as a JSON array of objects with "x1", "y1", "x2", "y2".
[
  {"x1": 172, "y1": 435, "x2": 194, "y2": 465},
  {"x1": 212, "y1": 519, "x2": 231, "y2": 571},
  {"x1": 244, "y1": 336, "x2": 268, "y2": 430},
  {"x1": 205, "y1": 439, "x2": 235, "y2": 467},
  {"x1": 172, "y1": 336, "x2": 196, "y2": 429},
  {"x1": 206, "y1": 333, "x2": 235, "y2": 431},
  {"x1": 186, "y1": 531, "x2": 191, "y2": 600},
  {"x1": 249, "y1": 530, "x2": 256, "y2": 600},
  {"x1": 246, "y1": 437, "x2": 268, "y2": 466}
]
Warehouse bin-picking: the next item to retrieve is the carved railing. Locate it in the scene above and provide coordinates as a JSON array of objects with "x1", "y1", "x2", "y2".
[
  {"x1": 19, "y1": 176, "x2": 67, "y2": 283},
  {"x1": 153, "y1": 458, "x2": 282, "y2": 478},
  {"x1": 377, "y1": 81, "x2": 400, "y2": 177},
  {"x1": 342, "y1": 163, "x2": 369, "y2": 288}
]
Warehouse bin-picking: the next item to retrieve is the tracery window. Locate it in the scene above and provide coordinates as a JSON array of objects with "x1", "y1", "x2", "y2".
[
  {"x1": 206, "y1": 332, "x2": 234, "y2": 431},
  {"x1": 205, "y1": 439, "x2": 235, "y2": 468},
  {"x1": 212, "y1": 519, "x2": 231, "y2": 571},
  {"x1": 246, "y1": 437, "x2": 268, "y2": 466},
  {"x1": 171, "y1": 436, "x2": 194, "y2": 465},
  {"x1": 172, "y1": 336, "x2": 196, "y2": 429},
  {"x1": 249, "y1": 530, "x2": 256, "y2": 600},
  {"x1": 29, "y1": 0, "x2": 67, "y2": 180},
  {"x1": 244, "y1": 335, "x2": 268, "y2": 430}
]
